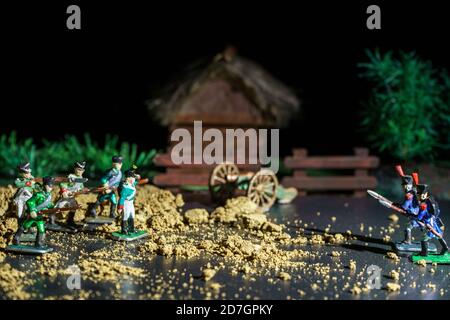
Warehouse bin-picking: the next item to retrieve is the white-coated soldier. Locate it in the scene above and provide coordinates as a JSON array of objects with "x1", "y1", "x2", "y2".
[
  {"x1": 53, "y1": 161, "x2": 88, "y2": 230},
  {"x1": 117, "y1": 169, "x2": 140, "y2": 235},
  {"x1": 13, "y1": 162, "x2": 39, "y2": 224}
]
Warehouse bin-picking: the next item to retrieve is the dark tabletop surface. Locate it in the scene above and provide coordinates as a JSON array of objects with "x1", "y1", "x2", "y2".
[{"x1": 1, "y1": 195, "x2": 449, "y2": 300}]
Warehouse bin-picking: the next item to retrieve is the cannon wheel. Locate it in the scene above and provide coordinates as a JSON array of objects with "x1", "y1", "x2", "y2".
[
  {"x1": 247, "y1": 169, "x2": 278, "y2": 211},
  {"x1": 209, "y1": 163, "x2": 240, "y2": 204}
]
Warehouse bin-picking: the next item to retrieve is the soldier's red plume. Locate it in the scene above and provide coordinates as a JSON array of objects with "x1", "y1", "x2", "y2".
[
  {"x1": 395, "y1": 165, "x2": 404, "y2": 177},
  {"x1": 412, "y1": 173, "x2": 419, "y2": 185}
]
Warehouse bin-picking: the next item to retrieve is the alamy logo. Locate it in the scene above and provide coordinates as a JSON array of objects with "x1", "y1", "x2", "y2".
[
  {"x1": 366, "y1": 5, "x2": 381, "y2": 30},
  {"x1": 170, "y1": 121, "x2": 280, "y2": 173},
  {"x1": 66, "y1": 265, "x2": 81, "y2": 290},
  {"x1": 366, "y1": 264, "x2": 382, "y2": 289},
  {"x1": 66, "y1": 5, "x2": 81, "y2": 30}
]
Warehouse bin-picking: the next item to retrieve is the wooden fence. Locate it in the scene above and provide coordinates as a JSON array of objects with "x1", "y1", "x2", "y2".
[{"x1": 282, "y1": 148, "x2": 379, "y2": 197}]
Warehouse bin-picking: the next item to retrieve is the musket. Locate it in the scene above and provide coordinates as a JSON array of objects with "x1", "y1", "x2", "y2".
[
  {"x1": 83, "y1": 178, "x2": 150, "y2": 195},
  {"x1": 367, "y1": 190, "x2": 391, "y2": 203},
  {"x1": 35, "y1": 205, "x2": 82, "y2": 217},
  {"x1": 88, "y1": 185, "x2": 119, "y2": 194},
  {"x1": 34, "y1": 177, "x2": 88, "y2": 184},
  {"x1": 367, "y1": 190, "x2": 443, "y2": 239},
  {"x1": 64, "y1": 188, "x2": 92, "y2": 197},
  {"x1": 137, "y1": 178, "x2": 149, "y2": 185}
]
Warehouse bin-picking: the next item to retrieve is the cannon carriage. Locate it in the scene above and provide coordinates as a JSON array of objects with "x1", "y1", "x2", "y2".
[{"x1": 209, "y1": 163, "x2": 279, "y2": 212}]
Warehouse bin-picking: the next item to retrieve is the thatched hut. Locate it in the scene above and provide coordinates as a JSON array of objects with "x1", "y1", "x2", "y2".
[{"x1": 149, "y1": 47, "x2": 301, "y2": 187}]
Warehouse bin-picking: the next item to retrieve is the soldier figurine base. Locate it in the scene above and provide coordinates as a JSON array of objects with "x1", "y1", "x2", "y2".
[
  {"x1": 395, "y1": 241, "x2": 438, "y2": 253},
  {"x1": 84, "y1": 216, "x2": 115, "y2": 225},
  {"x1": 46, "y1": 223, "x2": 79, "y2": 234},
  {"x1": 110, "y1": 230, "x2": 148, "y2": 242},
  {"x1": 5, "y1": 244, "x2": 54, "y2": 255},
  {"x1": 19, "y1": 232, "x2": 38, "y2": 242},
  {"x1": 411, "y1": 252, "x2": 450, "y2": 264}
]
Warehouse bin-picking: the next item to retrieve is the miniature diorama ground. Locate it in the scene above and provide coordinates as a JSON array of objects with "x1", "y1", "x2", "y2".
[{"x1": 0, "y1": 185, "x2": 449, "y2": 300}]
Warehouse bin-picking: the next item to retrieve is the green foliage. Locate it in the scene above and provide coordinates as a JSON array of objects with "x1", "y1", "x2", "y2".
[
  {"x1": 0, "y1": 132, "x2": 158, "y2": 179},
  {"x1": 0, "y1": 132, "x2": 36, "y2": 177},
  {"x1": 358, "y1": 49, "x2": 450, "y2": 161}
]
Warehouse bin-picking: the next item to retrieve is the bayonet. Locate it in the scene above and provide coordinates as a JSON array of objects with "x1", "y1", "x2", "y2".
[{"x1": 367, "y1": 190, "x2": 443, "y2": 239}]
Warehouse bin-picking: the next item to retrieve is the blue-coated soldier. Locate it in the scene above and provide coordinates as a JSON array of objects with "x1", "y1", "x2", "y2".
[
  {"x1": 395, "y1": 166, "x2": 420, "y2": 244},
  {"x1": 89, "y1": 155, "x2": 123, "y2": 218},
  {"x1": 416, "y1": 184, "x2": 448, "y2": 256}
]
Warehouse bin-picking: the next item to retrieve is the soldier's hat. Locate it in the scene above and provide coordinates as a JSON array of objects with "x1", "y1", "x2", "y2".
[
  {"x1": 416, "y1": 184, "x2": 430, "y2": 195},
  {"x1": 401, "y1": 175, "x2": 413, "y2": 185},
  {"x1": 18, "y1": 162, "x2": 32, "y2": 173},
  {"x1": 74, "y1": 161, "x2": 86, "y2": 170},
  {"x1": 125, "y1": 169, "x2": 138, "y2": 178},
  {"x1": 43, "y1": 176, "x2": 55, "y2": 186},
  {"x1": 112, "y1": 155, "x2": 123, "y2": 164}
]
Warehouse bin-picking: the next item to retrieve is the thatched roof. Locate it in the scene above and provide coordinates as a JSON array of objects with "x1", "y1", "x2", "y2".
[{"x1": 147, "y1": 47, "x2": 301, "y2": 128}]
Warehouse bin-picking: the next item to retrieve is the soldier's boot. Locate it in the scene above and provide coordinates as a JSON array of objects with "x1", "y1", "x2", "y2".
[
  {"x1": 17, "y1": 216, "x2": 25, "y2": 227},
  {"x1": 35, "y1": 233, "x2": 45, "y2": 248},
  {"x1": 13, "y1": 227, "x2": 25, "y2": 245},
  {"x1": 402, "y1": 229, "x2": 412, "y2": 244},
  {"x1": 438, "y1": 238, "x2": 449, "y2": 255},
  {"x1": 48, "y1": 214, "x2": 57, "y2": 226},
  {"x1": 121, "y1": 220, "x2": 128, "y2": 235},
  {"x1": 89, "y1": 201, "x2": 101, "y2": 218},
  {"x1": 128, "y1": 218, "x2": 135, "y2": 234},
  {"x1": 420, "y1": 241, "x2": 429, "y2": 256},
  {"x1": 67, "y1": 211, "x2": 78, "y2": 230},
  {"x1": 109, "y1": 204, "x2": 117, "y2": 219}
]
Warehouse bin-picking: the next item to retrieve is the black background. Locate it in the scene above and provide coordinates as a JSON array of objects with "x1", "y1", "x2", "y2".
[{"x1": 2, "y1": 1, "x2": 449, "y2": 156}]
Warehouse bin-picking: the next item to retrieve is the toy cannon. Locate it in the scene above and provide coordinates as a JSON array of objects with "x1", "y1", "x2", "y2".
[{"x1": 209, "y1": 163, "x2": 279, "y2": 211}]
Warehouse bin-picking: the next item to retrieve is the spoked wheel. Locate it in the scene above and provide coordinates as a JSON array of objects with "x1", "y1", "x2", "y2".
[
  {"x1": 209, "y1": 163, "x2": 240, "y2": 204},
  {"x1": 247, "y1": 169, "x2": 278, "y2": 211}
]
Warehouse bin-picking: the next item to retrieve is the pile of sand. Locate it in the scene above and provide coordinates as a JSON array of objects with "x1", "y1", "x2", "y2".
[
  {"x1": 138, "y1": 189, "x2": 185, "y2": 232},
  {"x1": 0, "y1": 264, "x2": 33, "y2": 299},
  {"x1": 0, "y1": 186, "x2": 15, "y2": 218},
  {"x1": 211, "y1": 197, "x2": 284, "y2": 234},
  {"x1": 184, "y1": 209, "x2": 209, "y2": 225}
]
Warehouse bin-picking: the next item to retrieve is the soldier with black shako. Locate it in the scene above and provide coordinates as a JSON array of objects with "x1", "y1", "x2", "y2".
[
  {"x1": 110, "y1": 167, "x2": 148, "y2": 241},
  {"x1": 13, "y1": 162, "x2": 39, "y2": 225},
  {"x1": 89, "y1": 155, "x2": 123, "y2": 218},
  {"x1": 52, "y1": 161, "x2": 88, "y2": 230},
  {"x1": 394, "y1": 165, "x2": 420, "y2": 244},
  {"x1": 13, "y1": 176, "x2": 55, "y2": 248},
  {"x1": 416, "y1": 184, "x2": 448, "y2": 256},
  {"x1": 117, "y1": 169, "x2": 140, "y2": 235}
]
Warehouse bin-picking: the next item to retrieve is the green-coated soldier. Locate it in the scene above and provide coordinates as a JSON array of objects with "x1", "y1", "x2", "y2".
[
  {"x1": 13, "y1": 176, "x2": 55, "y2": 247},
  {"x1": 89, "y1": 155, "x2": 123, "y2": 218}
]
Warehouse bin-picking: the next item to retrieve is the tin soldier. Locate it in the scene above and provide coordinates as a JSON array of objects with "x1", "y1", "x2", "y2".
[
  {"x1": 52, "y1": 161, "x2": 88, "y2": 230},
  {"x1": 117, "y1": 169, "x2": 140, "y2": 235},
  {"x1": 12, "y1": 162, "x2": 39, "y2": 224},
  {"x1": 416, "y1": 184, "x2": 448, "y2": 256},
  {"x1": 110, "y1": 168, "x2": 147, "y2": 241},
  {"x1": 394, "y1": 166, "x2": 420, "y2": 244},
  {"x1": 13, "y1": 176, "x2": 56, "y2": 248},
  {"x1": 89, "y1": 155, "x2": 123, "y2": 218}
]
